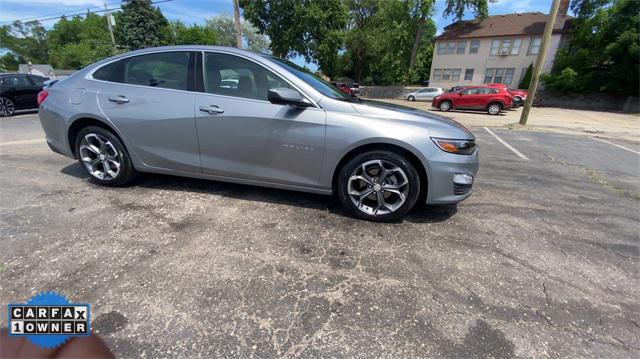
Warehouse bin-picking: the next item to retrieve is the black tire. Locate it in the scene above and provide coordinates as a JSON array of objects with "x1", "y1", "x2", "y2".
[
  {"x1": 408, "y1": 95, "x2": 415, "y2": 101},
  {"x1": 0, "y1": 97, "x2": 15, "y2": 117},
  {"x1": 74, "y1": 126, "x2": 137, "y2": 187},
  {"x1": 337, "y1": 150, "x2": 420, "y2": 222},
  {"x1": 487, "y1": 102, "x2": 502, "y2": 115},
  {"x1": 438, "y1": 100, "x2": 452, "y2": 112}
]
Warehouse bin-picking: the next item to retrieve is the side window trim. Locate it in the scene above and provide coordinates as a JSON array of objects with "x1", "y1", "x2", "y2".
[{"x1": 199, "y1": 50, "x2": 319, "y2": 108}]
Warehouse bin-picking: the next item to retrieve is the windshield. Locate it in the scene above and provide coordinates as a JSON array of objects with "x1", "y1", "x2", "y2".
[{"x1": 265, "y1": 55, "x2": 351, "y2": 100}]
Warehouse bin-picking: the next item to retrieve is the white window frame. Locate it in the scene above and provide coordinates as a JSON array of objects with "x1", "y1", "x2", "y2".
[
  {"x1": 437, "y1": 42, "x2": 446, "y2": 55},
  {"x1": 490, "y1": 40, "x2": 500, "y2": 56},
  {"x1": 469, "y1": 40, "x2": 480, "y2": 54}
]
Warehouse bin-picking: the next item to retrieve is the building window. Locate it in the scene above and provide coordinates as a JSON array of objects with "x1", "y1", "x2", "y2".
[
  {"x1": 456, "y1": 41, "x2": 466, "y2": 54},
  {"x1": 501, "y1": 39, "x2": 512, "y2": 54},
  {"x1": 470, "y1": 40, "x2": 480, "y2": 54},
  {"x1": 511, "y1": 38, "x2": 522, "y2": 55},
  {"x1": 490, "y1": 40, "x2": 500, "y2": 56},
  {"x1": 484, "y1": 68, "x2": 516, "y2": 84},
  {"x1": 432, "y1": 68, "x2": 462, "y2": 81},
  {"x1": 464, "y1": 69, "x2": 474, "y2": 81},
  {"x1": 433, "y1": 69, "x2": 442, "y2": 81},
  {"x1": 528, "y1": 37, "x2": 541, "y2": 55},
  {"x1": 447, "y1": 42, "x2": 456, "y2": 54},
  {"x1": 437, "y1": 42, "x2": 446, "y2": 55}
]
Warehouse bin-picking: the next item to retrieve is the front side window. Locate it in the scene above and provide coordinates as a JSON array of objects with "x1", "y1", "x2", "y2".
[
  {"x1": 125, "y1": 52, "x2": 190, "y2": 90},
  {"x1": 529, "y1": 37, "x2": 541, "y2": 55},
  {"x1": 3, "y1": 75, "x2": 32, "y2": 87},
  {"x1": 205, "y1": 53, "x2": 294, "y2": 101},
  {"x1": 464, "y1": 69, "x2": 474, "y2": 81},
  {"x1": 457, "y1": 41, "x2": 466, "y2": 54},
  {"x1": 470, "y1": 40, "x2": 480, "y2": 54}
]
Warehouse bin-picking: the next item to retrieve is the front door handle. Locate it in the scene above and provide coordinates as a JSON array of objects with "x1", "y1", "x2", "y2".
[
  {"x1": 108, "y1": 95, "x2": 130, "y2": 104},
  {"x1": 199, "y1": 105, "x2": 224, "y2": 115}
]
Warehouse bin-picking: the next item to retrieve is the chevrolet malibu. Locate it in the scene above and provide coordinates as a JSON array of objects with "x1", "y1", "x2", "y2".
[{"x1": 38, "y1": 46, "x2": 479, "y2": 222}]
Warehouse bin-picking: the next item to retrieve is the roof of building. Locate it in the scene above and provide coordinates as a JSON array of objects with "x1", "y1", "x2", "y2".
[{"x1": 435, "y1": 12, "x2": 572, "y2": 40}]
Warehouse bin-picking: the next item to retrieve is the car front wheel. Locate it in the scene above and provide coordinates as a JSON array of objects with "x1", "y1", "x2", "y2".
[
  {"x1": 0, "y1": 97, "x2": 15, "y2": 117},
  {"x1": 487, "y1": 102, "x2": 502, "y2": 115},
  {"x1": 408, "y1": 95, "x2": 415, "y2": 101},
  {"x1": 438, "y1": 100, "x2": 452, "y2": 112},
  {"x1": 75, "y1": 126, "x2": 137, "y2": 187},
  {"x1": 337, "y1": 150, "x2": 420, "y2": 222}
]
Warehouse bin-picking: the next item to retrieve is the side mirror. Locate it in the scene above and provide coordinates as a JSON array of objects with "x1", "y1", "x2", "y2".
[{"x1": 268, "y1": 88, "x2": 312, "y2": 107}]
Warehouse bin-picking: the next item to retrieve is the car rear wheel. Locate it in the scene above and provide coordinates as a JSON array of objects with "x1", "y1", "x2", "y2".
[
  {"x1": 0, "y1": 97, "x2": 15, "y2": 117},
  {"x1": 487, "y1": 102, "x2": 502, "y2": 115},
  {"x1": 337, "y1": 151, "x2": 420, "y2": 222},
  {"x1": 75, "y1": 126, "x2": 137, "y2": 187},
  {"x1": 408, "y1": 95, "x2": 415, "y2": 101},
  {"x1": 439, "y1": 100, "x2": 452, "y2": 112}
]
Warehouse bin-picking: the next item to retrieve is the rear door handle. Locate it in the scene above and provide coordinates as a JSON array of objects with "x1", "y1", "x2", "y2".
[
  {"x1": 199, "y1": 105, "x2": 224, "y2": 115},
  {"x1": 108, "y1": 95, "x2": 129, "y2": 104}
]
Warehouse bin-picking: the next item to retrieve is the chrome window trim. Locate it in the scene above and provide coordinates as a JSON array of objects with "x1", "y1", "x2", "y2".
[{"x1": 85, "y1": 48, "x2": 320, "y2": 108}]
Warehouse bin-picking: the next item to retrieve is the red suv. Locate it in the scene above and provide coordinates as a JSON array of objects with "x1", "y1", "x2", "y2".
[{"x1": 432, "y1": 86, "x2": 513, "y2": 115}]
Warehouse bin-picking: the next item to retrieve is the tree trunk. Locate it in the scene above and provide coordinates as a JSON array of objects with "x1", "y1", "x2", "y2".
[
  {"x1": 409, "y1": 15, "x2": 425, "y2": 70},
  {"x1": 233, "y1": 0, "x2": 243, "y2": 48}
]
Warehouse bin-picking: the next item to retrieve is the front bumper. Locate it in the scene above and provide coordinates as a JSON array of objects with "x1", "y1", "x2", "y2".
[{"x1": 425, "y1": 148, "x2": 480, "y2": 204}]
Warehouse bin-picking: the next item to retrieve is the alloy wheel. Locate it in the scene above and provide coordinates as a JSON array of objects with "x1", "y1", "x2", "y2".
[
  {"x1": 79, "y1": 133, "x2": 121, "y2": 180},
  {"x1": 347, "y1": 159, "x2": 409, "y2": 216},
  {"x1": 488, "y1": 104, "x2": 501, "y2": 115},
  {"x1": 439, "y1": 101, "x2": 450, "y2": 111},
  {"x1": 0, "y1": 97, "x2": 15, "y2": 117}
]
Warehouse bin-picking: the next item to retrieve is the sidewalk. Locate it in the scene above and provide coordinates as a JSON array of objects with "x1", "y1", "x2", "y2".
[{"x1": 378, "y1": 99, "x2": 640, "y2": 143}]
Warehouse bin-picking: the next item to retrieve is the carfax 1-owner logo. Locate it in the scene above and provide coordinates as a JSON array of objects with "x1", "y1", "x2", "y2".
[{"x1": 7, "y1": 291, "x2": 91, "y2": 349}]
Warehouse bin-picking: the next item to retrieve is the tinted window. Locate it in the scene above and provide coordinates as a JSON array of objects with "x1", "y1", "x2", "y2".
[
  {"x1": 125, "y1": 52, "x2": 190, "y2": 90},
  {"x1": 3, "y1": 75, "x2": 33, "y2": 87},
  {"x1": 264, "y1": 55, "x2": 350, "y2": 100},
  {"x1": 29, "y1": 76, "x2": 47, "y2": 86},
  {"x1": 93, "y1": 60, "x2": 125, "y2": 83},
  {"x1": 204, "y1": 52, "x2": 293, "y2": 101}
]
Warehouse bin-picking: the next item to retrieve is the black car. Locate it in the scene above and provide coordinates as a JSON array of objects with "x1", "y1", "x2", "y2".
[{"x1": 0, "y1": 73, "x2": 49, "y2": 117}]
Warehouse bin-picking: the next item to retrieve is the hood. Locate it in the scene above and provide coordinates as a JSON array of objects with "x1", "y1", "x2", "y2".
[{"x1": 349, "y1": 99, "x2": 475, "y2": 140}]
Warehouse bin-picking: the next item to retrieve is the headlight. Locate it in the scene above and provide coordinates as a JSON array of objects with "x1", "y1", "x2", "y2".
[{"x1": 431, "y1": 137, "x2": 476, "y2": 155}]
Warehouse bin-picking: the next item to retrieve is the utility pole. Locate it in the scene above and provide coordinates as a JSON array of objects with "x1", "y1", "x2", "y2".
[
  {"x1": 519, "y1": 0, "x2": 561, "y2": 125},
  {"x1": 104, "y1": 1, "x2": 117, "y2": 49},
  {"x1": 232, "y1": 0, "x2": 243, "y2": 48}
]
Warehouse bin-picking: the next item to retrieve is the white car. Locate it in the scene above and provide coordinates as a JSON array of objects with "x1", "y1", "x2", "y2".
[{"x1": 406, "y1": 87, "x2": 444, "y2": 101}]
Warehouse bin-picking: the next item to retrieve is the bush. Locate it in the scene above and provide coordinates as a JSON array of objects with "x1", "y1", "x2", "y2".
[
  {"x1": 518, "y1": 63, "x2": 533, "y2": 90},
  {"x1": 542, "y1": 67, "x2": 578, "y2": 93}
]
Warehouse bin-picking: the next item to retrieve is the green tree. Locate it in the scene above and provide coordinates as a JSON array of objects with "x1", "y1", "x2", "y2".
[
  {"x1": 240, "y1": 0, "x2": 349, "y2": 78},
  {"x1": 518, "y1": 63, "x2": 533, "y2": 89},
  {"x1": 117, "y1": 0, "x2": 170, "y2": 50},
  {"x1": 169, "y1": 21, "x2": 217, "y2": 45},
  {"x1": 443, "y1": 0, "x2": 492, "y2": 20},
  {"x1": 546, "y1": 0, "x2": 639, "y2": 96},
  {"x1": 0, "y1": 52, "x2": 20, "y2": 71},
  {"x1": 0, "y1": 21, "x2": 49, "y2": 64},
  {"x1": 205, "y1": 15, "x2": 270, "y2": 52},
  {"x1": 48, "y1": 14, "x2": 114, "y2": 69}
]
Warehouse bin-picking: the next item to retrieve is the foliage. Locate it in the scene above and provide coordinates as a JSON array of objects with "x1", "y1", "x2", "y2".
[
  {"x1": 442, "y1": 0, "x2": 492, "y2": 20},
  {"x1": 0, "y1": 52, "x2": 20, "y2": 71},
  {"x1": 518, "y1": 63, "x2": 533, "y2": 90},
  {"x1": 117, "y1": 0, "x2": 170, "y2": 50},
  {"x1": 169, "y1": 21, "x2": 217, "y2": 45},
  {"x1": 0, "y1": 21, "x2": 49, "y2": 64},
  {"x1": 545, "y1": 0, "x2": 639, "y2": 96},
  {"x1": 240, "y1": 0, "x2": 349, "y2": 78},
  {"x1": 541, "y1": 67, "x2": 578, "y2": 93},
  {"x1": 205, "y1": 15, "x2": 270, "y2": 52},
  {"x1": 48, "y1": 14, "x2": 115, "y2": 69}
]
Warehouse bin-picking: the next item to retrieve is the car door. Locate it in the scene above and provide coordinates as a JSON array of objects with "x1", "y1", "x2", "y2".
[
  {"x1": 94, "y1": 51, "x2": 201, "y2": 173},
  {"x1": 456, "y1": 88, "x2": 478, "y2": 109},
  {"x1": 194, "y1": 51, "x2": 327, "y2": 188}
]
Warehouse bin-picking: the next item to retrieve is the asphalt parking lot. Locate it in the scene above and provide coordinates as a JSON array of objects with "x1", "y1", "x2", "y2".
[{"x1": 1, "y1": 113, "x2": 639, "y2": 357}]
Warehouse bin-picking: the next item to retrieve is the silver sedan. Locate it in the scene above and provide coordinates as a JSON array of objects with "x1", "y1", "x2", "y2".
[{"x1": 38, "y1": 46, "x2": 478, "y2": 221}]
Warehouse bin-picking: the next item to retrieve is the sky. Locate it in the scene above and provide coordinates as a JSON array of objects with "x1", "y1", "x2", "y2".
[{"x1": 0, "y1": 0, "x2": 555, "y2": 69}]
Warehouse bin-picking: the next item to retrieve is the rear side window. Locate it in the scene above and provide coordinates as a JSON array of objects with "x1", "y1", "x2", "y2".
[
  {"x1": 125, "y1": 52, "x2": 190, "y2": 90},
  {"x1": 93, "y1": 60, "x2": 125, "y2": 83}
]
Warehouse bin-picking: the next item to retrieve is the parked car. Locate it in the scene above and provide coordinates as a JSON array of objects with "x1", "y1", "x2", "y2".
[
  {"x1": 330, "y1": 81, "x2": 360, "y2": 96},
  {"x1": 38, "y1": 46, "x2": 479, "y2": 222},
  {"x1": 432, "y1": 86, "x2": 513, "y2": 115},
  {"x1": 0, "y1": 73, "x2": 49, "y2": 116},
  {"x1": 406, "y1": 87, "x2": 443, "y2": 101},
  {"x1": 487, "y1": 83, "x2": 528, "y2": 107}
]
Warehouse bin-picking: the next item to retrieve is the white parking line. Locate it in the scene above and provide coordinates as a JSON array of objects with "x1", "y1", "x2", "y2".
[
  {"x1": 483, "y1": 127, "x2": 529, "y2": 160},
  {"x1": 592, "y1": 137, "x2": 640, "y2": 156},
  {"x1": 0, "y1": 139, "x2": 44, "y2": 146}
]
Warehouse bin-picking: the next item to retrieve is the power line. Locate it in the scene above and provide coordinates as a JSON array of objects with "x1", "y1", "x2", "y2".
[
  {"x1": 4, "y1": 0, "x2": 174, "y2": 24},
  {"x1": 14, "y1": 2, "x2": 122, "y2": 22}
]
